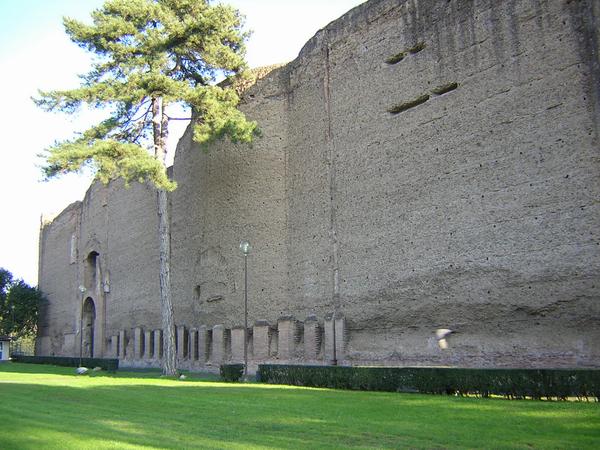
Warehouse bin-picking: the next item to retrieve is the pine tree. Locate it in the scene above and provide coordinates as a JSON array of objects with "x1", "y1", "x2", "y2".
[{"x1": 34, "y1": 0, "x2": 258, "y2": 375}]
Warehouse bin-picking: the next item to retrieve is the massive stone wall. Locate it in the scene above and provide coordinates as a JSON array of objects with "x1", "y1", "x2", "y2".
[
  {"x1": 289, "y1": 0, "x2": 600, "y2": 367},
  {"x1": 37, "y1": 0, "x2": 600, "y2": 370},
  {"x1": 37, "y1": 202, "x2": 80, "y2": 356},
  {"x1": 170, "y1": 66, "x2": 289, "y2": 328},
  {"x1": 38, "y1": 181, "x2": 162, "y2": 358}
]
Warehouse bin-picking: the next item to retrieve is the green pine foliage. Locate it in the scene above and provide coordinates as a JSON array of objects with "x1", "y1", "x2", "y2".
[{"x1": 34, "y1": 0, "x2": 258, "y2": 191}]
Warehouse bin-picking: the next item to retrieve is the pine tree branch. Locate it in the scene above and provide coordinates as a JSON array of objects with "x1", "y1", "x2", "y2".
[{"x1": 165, "y1": 116, "x2": 192, "y2": 121}]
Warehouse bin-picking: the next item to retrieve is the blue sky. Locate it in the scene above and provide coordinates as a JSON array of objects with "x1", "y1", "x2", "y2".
[
  {"x1": 0, "y1": 1, "x2": 103, "y2": 45},
  {"x1": 0, "y1": 0, "x2": 365, "y2": 285}
]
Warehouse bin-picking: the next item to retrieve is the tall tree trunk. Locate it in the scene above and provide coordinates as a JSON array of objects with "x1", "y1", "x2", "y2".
[{"x1": 153, "y1": 97, "x2": 176, "y2": 375}]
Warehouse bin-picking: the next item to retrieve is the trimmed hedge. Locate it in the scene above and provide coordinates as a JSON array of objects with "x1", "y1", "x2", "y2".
[
  {"x1": 257, "y1": 365, "x2": 600, "y2": 400},
  {"x1": 220, "y1": 363, "x2": 244, "y2": 382},
  {"x1": 12, "y1": 355, "x2": 119, "y2": 372}
]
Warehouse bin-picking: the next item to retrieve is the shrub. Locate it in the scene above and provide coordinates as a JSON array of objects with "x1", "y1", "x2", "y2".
[
  {"x1": 257, "y1": 365, "x2": 600, "y2": 400},
  {"x1": 11, "y1": 355, "x2": 118, "y2": 372},
  {"x1": 220, "y1": 364, "x2": 244, "y2": 382}
]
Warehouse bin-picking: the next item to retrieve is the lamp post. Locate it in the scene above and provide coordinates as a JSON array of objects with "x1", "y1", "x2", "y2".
[
  {"x1": 332, "y1": 311, "x2": 337, "y2": 366},
  {"x1": 239, "y1": 240, "x2": 251, "y2": 379},
  {"x1": 78, "y1": 285, "x2": 86, "y2": 367}
]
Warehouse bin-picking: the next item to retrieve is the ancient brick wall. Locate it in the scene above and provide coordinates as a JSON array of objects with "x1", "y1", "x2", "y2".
[
  {"x1": 280, "y1": 0, "x2": 600, "y2": 367},
  {"x1": 38, "y1": 180, "x2": 162, "y2": 358},
  {"x1": 37, "y1": 202, "x2": 81, "y2": 356},
  {"x1": 170, "y1": 66, "x2": 289, "y2": 329},
  {"x1": 38, "y1": 0, "x2": 600, "y2": 369}
]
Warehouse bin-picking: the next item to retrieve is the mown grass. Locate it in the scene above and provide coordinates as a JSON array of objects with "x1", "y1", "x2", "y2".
[{"x1": 0, "y1": 363, "x2": 598, "y2": 449}]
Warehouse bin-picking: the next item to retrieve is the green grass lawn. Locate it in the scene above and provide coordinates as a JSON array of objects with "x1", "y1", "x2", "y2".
[{"x1": 0, "y1": 363, "x2": 598, "y2": 449}]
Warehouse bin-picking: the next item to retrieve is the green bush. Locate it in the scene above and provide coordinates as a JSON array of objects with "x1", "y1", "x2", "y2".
[
  {"x1": 220, "y1": 364, "x2": 244, "y2": 382},
  {"x1": 257, "y1": 365, "x2": 600, "y2": 400},
  {"x1": 11, "y1": 355, "x2": 119, "y2": 372}
]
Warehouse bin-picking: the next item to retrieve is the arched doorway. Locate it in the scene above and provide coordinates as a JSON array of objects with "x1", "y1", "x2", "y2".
[{"x1": 82, "y1": 297, "x2": 96, "y2": 358}]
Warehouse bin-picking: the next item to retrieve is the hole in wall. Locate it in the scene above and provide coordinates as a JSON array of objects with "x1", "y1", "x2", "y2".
[
  {"x1": 385, "y1": 52, "x2": 406, "y2": 64},
  {"x1": 431, "y1": 82, "x2": 459, "y2": 96},
  {"x1": 408, "y1": 42, "x2": 426, "y2": 54},
  {"x1": 388, "y1": 94, "x2": 430, "y2": 114},
  {"x1": 385, "y1": 42, "x2": 426, "y2": 64}
]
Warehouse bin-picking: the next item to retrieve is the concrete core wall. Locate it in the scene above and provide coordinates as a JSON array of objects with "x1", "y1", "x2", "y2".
[{"x1": 37, "y1": 0, "x2": 600, "y2": 370}]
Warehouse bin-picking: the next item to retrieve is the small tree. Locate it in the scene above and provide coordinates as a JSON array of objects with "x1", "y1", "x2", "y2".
[
  {"x1": 0, "y1": 268, "x2": 44, "y2": 339},
  {"x1": 34, "y1": 0, "x2": 258, "y2": 375}
]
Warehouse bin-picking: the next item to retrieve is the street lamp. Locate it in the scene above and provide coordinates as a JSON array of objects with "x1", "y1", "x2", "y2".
[
  {"x1": 239, "y1": 240, "x2": 251, "y2": 378},
  {"x1": 331, "y1": 311, "x2": 338, "y2": 366},
  {"x1": 78, "y1": 285, "x2": 86, "y2": 367}
]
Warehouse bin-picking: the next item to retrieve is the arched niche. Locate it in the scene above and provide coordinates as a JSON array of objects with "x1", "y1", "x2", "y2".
[{"x1": 84, "y1": 251, "x2": 99, "y2": 290}]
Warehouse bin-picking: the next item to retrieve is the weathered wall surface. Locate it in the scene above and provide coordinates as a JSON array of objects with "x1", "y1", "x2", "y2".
[
  {"x1": 37, "y1": 202, "x2": 81, "y2": 356},
  {"x1": 99, "y1": 180, "x2": 162, "y2": 340},
  {"x1": 284, "y1": 0, "x2": 600, "y2": 367},
  {"x1": 37, "y1": 180, "x2": 162, "y2": 358},
  {"x1": 170, "y1": 66, "x2": 289, "y2": 329},
  {"x1": 38, "y1": 0, "x2": 600, "y2": 369}
]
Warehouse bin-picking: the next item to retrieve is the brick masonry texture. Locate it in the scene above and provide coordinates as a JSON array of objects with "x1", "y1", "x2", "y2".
[{"x1": 37, "y1": 0, "x2": 600, "y2": 370}]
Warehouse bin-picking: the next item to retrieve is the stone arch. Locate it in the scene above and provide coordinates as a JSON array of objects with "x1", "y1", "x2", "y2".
[{"x1": 82, "y1": 297, "x2": 96, "y2": 358}]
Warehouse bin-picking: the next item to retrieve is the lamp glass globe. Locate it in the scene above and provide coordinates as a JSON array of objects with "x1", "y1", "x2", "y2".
[{"x1": 239, "y1": 240, "x2": 251, "y2": 255}]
